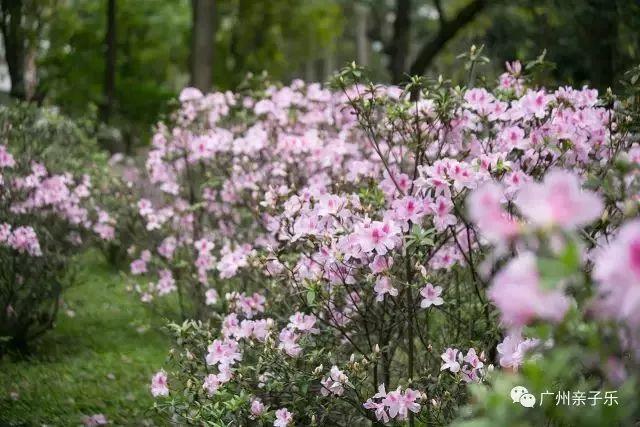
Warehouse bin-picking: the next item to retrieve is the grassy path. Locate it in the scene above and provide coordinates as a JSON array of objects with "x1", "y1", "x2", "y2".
[{"x1": 0, "y1": 252, "x2": 169, "y2": 426}]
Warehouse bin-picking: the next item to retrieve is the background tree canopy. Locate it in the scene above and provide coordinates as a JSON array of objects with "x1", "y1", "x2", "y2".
[{"x1": 1, "y1": 0, "x2": 639, "y2": 149}]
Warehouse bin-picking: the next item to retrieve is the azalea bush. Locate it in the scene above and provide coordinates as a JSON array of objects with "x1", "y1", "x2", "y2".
[
  {"x1": 126, "y1": 76, "x2": 370, "y2": 319},
  {"x1": 96, "y1": 153, "x2": 155, "y2": 270},
  {"x1": 0, "y1": 104, "x2": 113, "y2": 353},
  {"x1": 142, "y1": 59, "x2": 640, "y2": 426}
]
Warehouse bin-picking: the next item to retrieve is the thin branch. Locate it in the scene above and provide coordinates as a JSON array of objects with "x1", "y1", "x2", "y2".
[
  {"x1": 433, "y1": 0, "x2": 445, "y2": 26},
  {"x1": 409, "y1": 0, "x2": 488, "y2": 76}
]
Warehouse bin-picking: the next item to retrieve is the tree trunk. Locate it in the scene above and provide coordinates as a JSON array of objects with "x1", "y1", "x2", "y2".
[
  {"x1": 389, "y1": 0, "x2": 411, "y2": 84},
  {"x1": 323, "y1": 48, "x2": 336, "y2": 82},
  {"x1": 102, "y1": 0, "x2": 117, "y2": 123},
  {"x1": 24, "y1": 43, "x2": 37, "y2": 99},
  {"x1": 355, "y1": 3, "x2": 369, "y2": 67},
  {"x1": 0, "y1": 0, "x2": 26, "y2": 99},
  {"x1": 304, "y1": 47, "x2": 315, "y2": 82},
  {"x1": 583, "y1": 0, "x2": 617, "y2": 90},
  {"x1": 190, "y1": 0, "x2": 215, "y2": 92},
  {"x1": 409, "y1": 0, "x2": 487, "y2": 77}
]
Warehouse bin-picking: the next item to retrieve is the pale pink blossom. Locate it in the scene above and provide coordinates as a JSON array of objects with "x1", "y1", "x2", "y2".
[
  {"x1": 150, "y1": 371, "x2": 169, "y2": 397},
  {"x1": 369, "y1": 255, "x2": 393, "y2": 274},
  {"x1": 440, "y1": 347, "x2": 461, "y2": 373},
  {"x1": 593, "y1": 220, "x2": 640, "y2": 352},
  {"x1": 420, "y1": 283, "x2": 444, "y2": 308},
  {"x1": 202, "y1": 373, "x2": 223, "y2": 395},
  {"x1": 488, "y1": 252, "x2": 570, "y2": 327},
  {"x1": 381, "y1": 387, "x2": 421, "y2": 420},
  {"x1": 0, "y1": 144, "x2": 16, "y2": 168},
  {"x1": 278, "y1": 328, "x2": 302, "y2": 357},
  {"x1": 468, "y1": 182, "x2": 519, "y2": 244},
  {"x1": 497, "y1": 330, "x2": 539, "y2": 369},
  {"x1": 320, "y1": 365, "x2": 348, "y2": 397},
  {"x1": 429, "y1": 196, "x2": 457, "y2": 231},
  {"x1": 515, "y1": 170, "x2": 603, "y2": 229},
  {"x1": 287, "y1": 312, "x2": 318, "y2": 333},
  {"x1": 206, "y1": 339, "x2": 242, "y2": 368},
  {"x1": 82, "y1": 414, "x2": 108, "y2": 426},
  {"x1": 374, "y1": 276, "x2": 398, "y2": 302},
  {"x1": 205, "y1": 288, "x2": 219, "y2": 305},
  {"x1": 273, "y1": 408, "x2": 293, "y2": 427},
  {"x1": 250, "y1": 398, "x2": 265, "y2": 418},
  {"x1": 355, "y1": 220, "x2": 401, "y2": 255}
]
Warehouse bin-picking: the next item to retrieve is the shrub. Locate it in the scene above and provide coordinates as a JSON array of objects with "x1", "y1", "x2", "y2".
[
  {"x1": 143, "y1": 62, "x2": 640, "y2": 425},
  {"x1": 126, "y1": 80, "x2": 365, "y2": 320},
  {"x1": 0, "y1": 104, "x2": 113, "y2": 353}
]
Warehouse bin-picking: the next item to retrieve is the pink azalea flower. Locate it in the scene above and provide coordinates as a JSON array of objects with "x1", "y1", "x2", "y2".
[
  {"x1": 363, "y1": 399, "x2": 389, "y2": 423},
  {"x1": 250, "y1": 398, "x2": 265, "y2": 418},
  {"x1": 419, "y1": 283, "x2": 444, "y2": 308},
  {"x1": 0, "y1": 144, "x2": 16, "y2": 168},
  {"x1": 488, "y1": 252, "x2": 570, "y2": 327},
  {"x1": 216, "y1": 244, "x2": 253, "y2": 279},
  {"x1": 498, "y1": 126, "x2": 526, "y2": 150},
  {"x1": 251, "y1": 319, "x2": 271, "y2": 341},
  {"x1": 0, "y1": 223, "x2": 11, "y2": 242},
  {"x1": 137, "y1": 199, "x2": 154, "y2": 217},
  {"x1": 202, "y1": 373, "x2": 222, "y2": 395},
  {"x1": 515, "y1": 169, "x2": 603, "y2": 229},
  {"x1": 278, "y1": 328, "x2": 302, "y2": 357},
  {"x1": 205, "y1": 339, "x2": 242, "y2": 368},
  {"x1": 156, "y1": 269, "x2": 176, "y2": 295},
  {"x1": 130, "y1": 258, "x2": 147, "y2": 275},
  {"x1": 463, "y1": 348, "x2": 484, "y2": 370},
  {"x1": 320, "y1": 365, "x2": 348, "y2": 397},
  {"x1": 464, "y1": 88, "x2": 496, "y2": 115},
  {"x1": 382, "y1": 387, "x2": 421, "y2": 420},
  {"x1": 519, "y1": 89, "x2": 551, "y2": 118},
  {"x1": 496, "y1": 330, "x2": 539, "y2": 369},
  {"x1": 429, "y1": 196, "x2": 457, "y2": 231},
  {"x1": 157, "y1": 236, "x2": 177, "y2": 259},
  {"x1": 221, "y1": 313, "x2": 240, "y2": 338},
  {"x1": 593, "y1": 220, "x2": 640, "y2": 337},
  {"x1": 82, "y1": 414, "x2": 108, "y2": 426},
  {"x1": 379, "y1": 170, "x2": 412, "y2": 197},
  {"x1": 7, "y1": 226, "x2": 42, "y2": 256},
  {"x1": 194, "y1": 238, "x2": 215, "y2": 254},
  {"x1": 287, "y1": 312, "x2": 318, "y2": 333},
  {"x1": 382, "y1": 388, "x2": 403, "y2": 419},
  {"x1": 374, "y1": 276, "x2": 398, "y2": 302},
  {"x1": 179, "y1": 87, "x2": 203, "y2": 102},
  {"x1": 150, "y1": 371, "x2": 169, "y2": 397},
  {"x1": 468, "y1": 182, "x2": 519, "y2": 244},
  {"x1": 461, "y1": 364, "x2": 481, "y2": 383},
  {"x1": 392, "y1": 196, "x2": 426, "y2": 229},
  {"x1": 440, "y1": 347, "x2": 461, "y2": 373},
  {"x1": 273, "y1": 408, "x2": 293, "y2": 427},
  {"x1": 356, "y1": 220, "x2": 401, "y2": 255},
  {"x1": 400, "y1": 388, "x2": 422, "y2": 418},
  {"x1": 369, "y1": 255, "x2": 393, "y2": 274},
  {"x1": 205, "y1": 288, "x2": 219, "y2": 305}
]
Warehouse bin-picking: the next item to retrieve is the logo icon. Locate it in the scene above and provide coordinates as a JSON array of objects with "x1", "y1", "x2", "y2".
[{"x1": 511, "y1": 386, "x2": 536, "y2": 407}]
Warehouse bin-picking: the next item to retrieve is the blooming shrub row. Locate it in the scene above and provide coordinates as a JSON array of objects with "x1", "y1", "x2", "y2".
[
  {"x1": 0, "y1": 105, "x2": 113, "y2": 352},
  {"x1": 137, "y1": 62, "x2": 640, "y2": 425}
]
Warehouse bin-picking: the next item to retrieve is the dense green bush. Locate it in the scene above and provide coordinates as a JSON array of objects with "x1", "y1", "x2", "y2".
[{"x1": 0, "y1": 103, "x2": 111, "y2": 353}]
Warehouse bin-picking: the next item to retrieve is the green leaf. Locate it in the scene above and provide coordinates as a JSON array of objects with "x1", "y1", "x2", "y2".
[
  {"x1": 306, "y1": 288, "x2": 316, "y2": 306},
  {"x1": 537, "y1": 242, "x2": 580, "y2": 290}
]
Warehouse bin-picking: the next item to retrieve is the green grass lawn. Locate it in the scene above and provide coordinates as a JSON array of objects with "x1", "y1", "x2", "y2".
[{"x1": 0, "y1": 252, "x2": 170, "y2": 426}]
